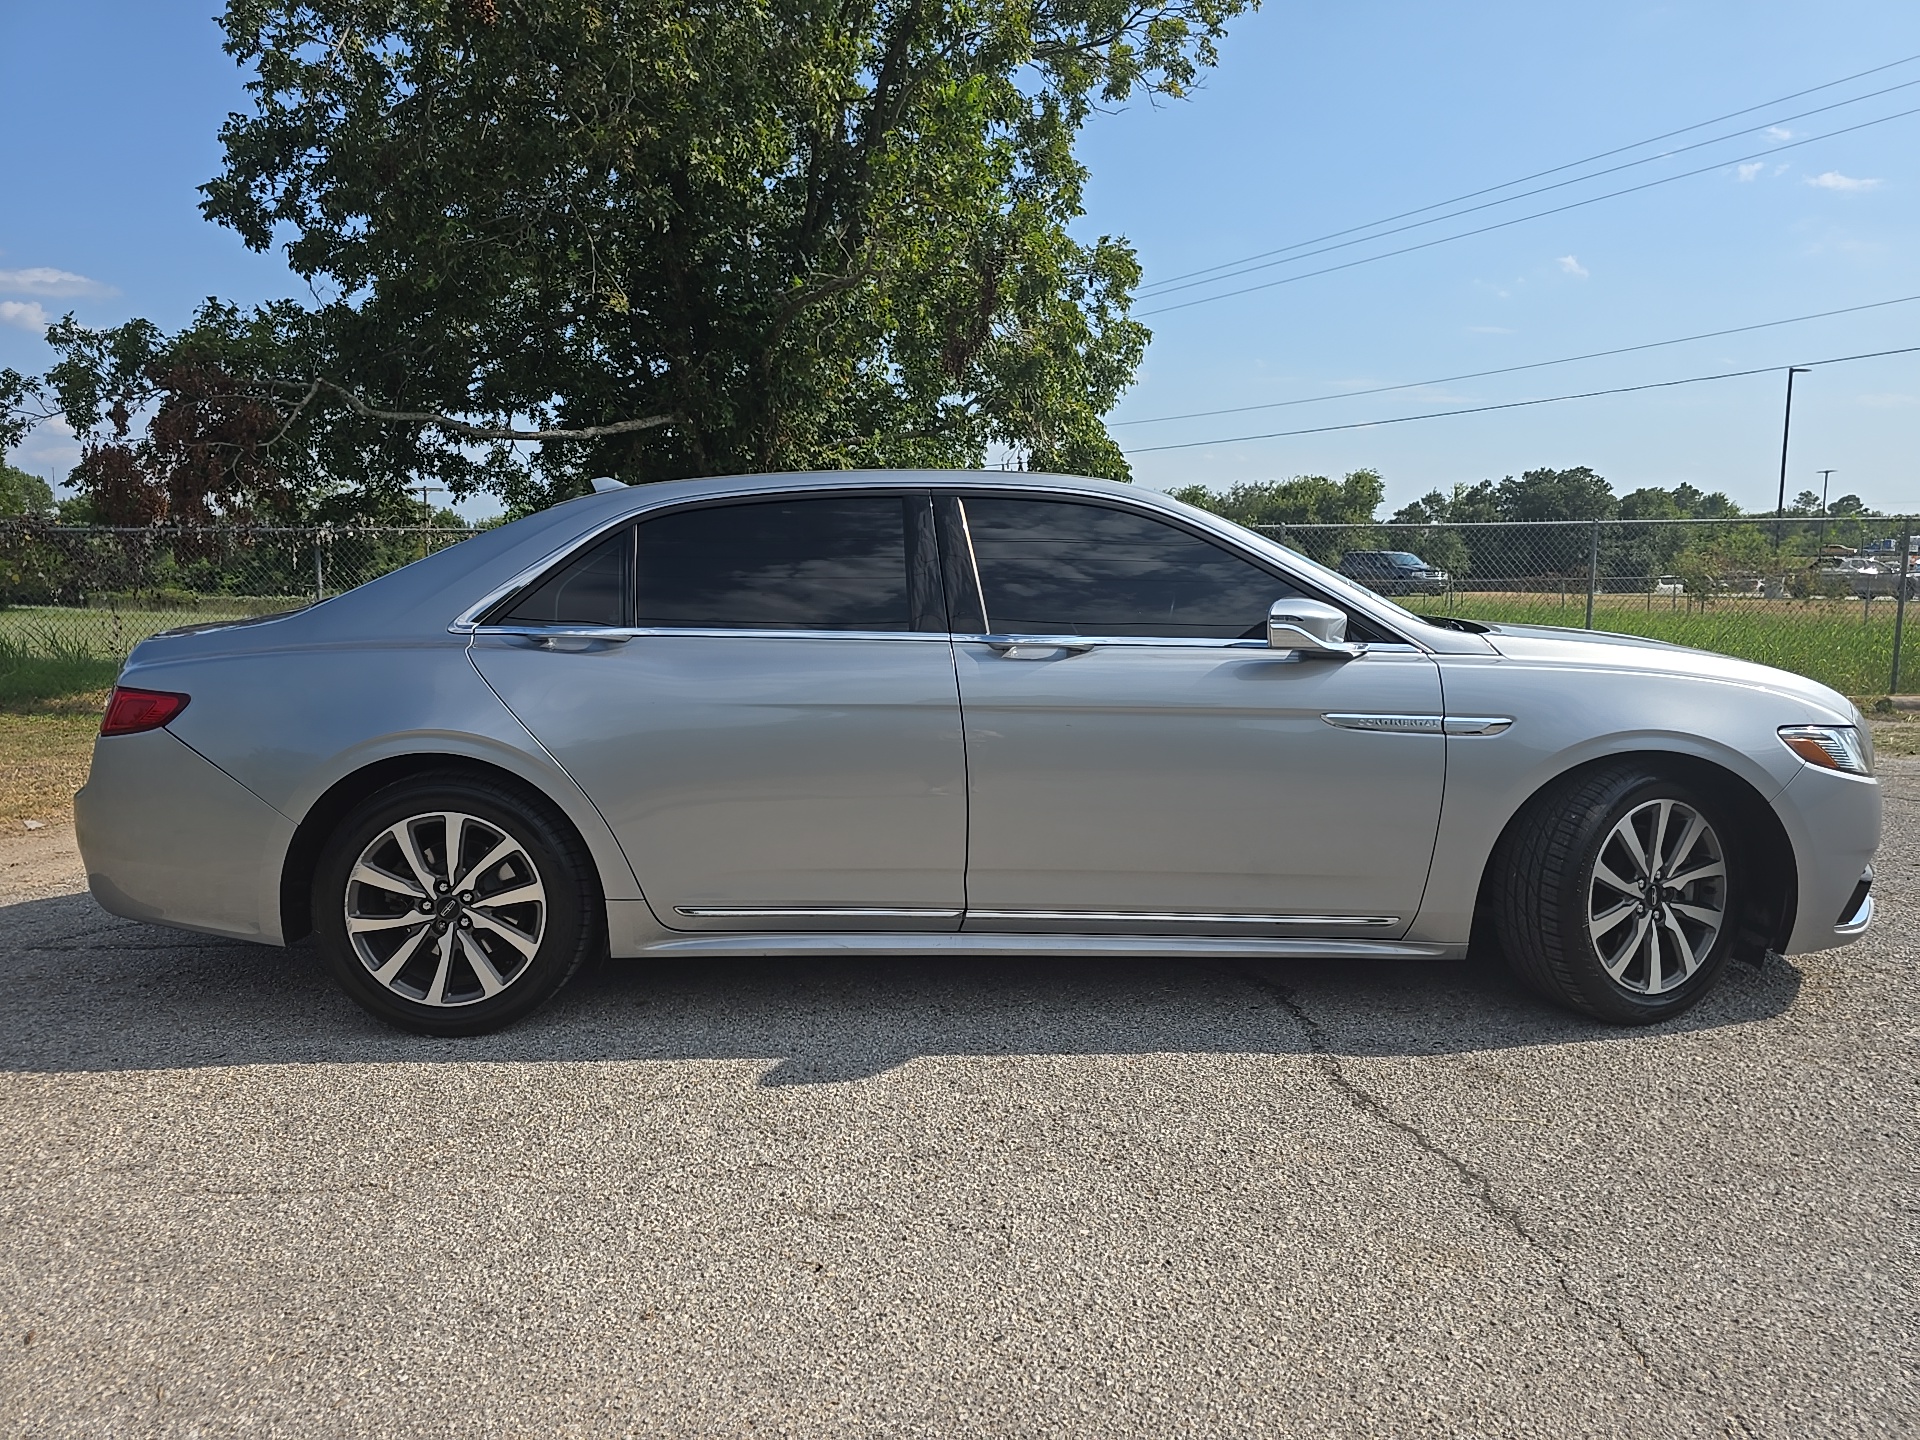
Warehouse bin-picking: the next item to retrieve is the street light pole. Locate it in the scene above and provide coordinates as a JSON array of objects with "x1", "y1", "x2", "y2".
[{"x1": 1774, "y1": 367, "x2": 1811, "y2": 548}]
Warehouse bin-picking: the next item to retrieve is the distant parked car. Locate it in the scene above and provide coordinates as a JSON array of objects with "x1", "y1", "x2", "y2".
[
  {"x1": 1336, "y1": 550, "x2": 1450, "y2": 596},
  {"x1": 1817, "y1": 558, "x2": 1920, "y2": 600},
  {"x1": 1652, "y1": 575, "x2": 1685, "y2": 597}
]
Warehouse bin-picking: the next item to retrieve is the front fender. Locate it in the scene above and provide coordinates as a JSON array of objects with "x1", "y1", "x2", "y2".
[{"x1": 1408, "y1": 654, "x2": 1820, "y2": 947}]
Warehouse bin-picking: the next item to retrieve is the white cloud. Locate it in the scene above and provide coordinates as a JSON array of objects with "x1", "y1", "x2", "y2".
[
  {"x1": 0, "y1": 266, "x2": 113, "y2": 298},
  {"x1": 1765, "y1": 126, "x2": 1793, "y2": 142},
  {"x1": 1806, "y1": 171, "x2": 1881, "y2": 192},
  {"x1": 1556, "y1": 255, "x2": 1589, "y2": 279},
  {"x1": 1737, "y1": 162, "x2": 1765, "y2": 182},
  {"x1": 0, "y1": 300, "x2": 50, "y2": 332}
]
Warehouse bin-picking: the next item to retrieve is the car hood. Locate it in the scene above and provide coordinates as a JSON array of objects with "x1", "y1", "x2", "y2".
[{"x1": 1480, "y1": 622, "x2": 1860, "y2": 723}]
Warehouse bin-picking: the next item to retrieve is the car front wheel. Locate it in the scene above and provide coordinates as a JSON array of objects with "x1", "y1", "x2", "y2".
[
  {"x1": 312, "y1": 773, "x2": 598, "y2": 1036},
  {"x1": 1492, "y1": 764, "x2": 1740, "y2": 1023}
]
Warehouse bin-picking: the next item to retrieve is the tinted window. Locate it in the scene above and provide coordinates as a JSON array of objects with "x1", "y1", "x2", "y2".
[
  {"x1": 635, "y1": 495, "x2": 915, "y2": 631},
  {"x1": 502, "y1": 528, "x2": 629, "y2": 626},
  {"x1": 961, "y1": 497, "x2": 1298, "y2": 639}
]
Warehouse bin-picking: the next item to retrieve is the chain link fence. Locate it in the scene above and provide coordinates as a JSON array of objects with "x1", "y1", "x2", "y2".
[
  {"x1": 1, "y1": 514, "x2": 1914, "y2": 695},
  {"x1": 1258, "y1": 515, "x2": 1918, "y2": 695},
  {"x1": 0, "y1": 522, "x2": 476, "y2": 666}
]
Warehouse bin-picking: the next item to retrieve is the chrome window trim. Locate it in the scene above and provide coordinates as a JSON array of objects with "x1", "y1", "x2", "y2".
[
  {"x1": 956, "y1": 633, "x2": 1422, "y2": 653},
  {"x1": 472, "y1": 625, "x2": 950, "y2": 643},
  {"x1": 466, "y1": 626, "x2": 1425, "y2": 650}
]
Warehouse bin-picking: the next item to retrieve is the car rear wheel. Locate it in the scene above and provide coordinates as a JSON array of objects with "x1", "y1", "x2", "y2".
[
  {"x1": 312, "y1": 773, "x2": 598, "y2": 1036},
  {"x1": 1492, "y1": 764, "x2": 1739, "y2": 1023}
]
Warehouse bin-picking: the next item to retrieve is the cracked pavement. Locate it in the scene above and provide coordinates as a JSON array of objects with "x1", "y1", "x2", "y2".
[{"x1": 1, "y1": 764, "x2": 1916, "y2": 1437}]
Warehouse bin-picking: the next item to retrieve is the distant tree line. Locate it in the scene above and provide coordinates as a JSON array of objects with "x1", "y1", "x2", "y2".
[{"x1": 1171, "y1": 465, "x2": 1893, "y2": 593}]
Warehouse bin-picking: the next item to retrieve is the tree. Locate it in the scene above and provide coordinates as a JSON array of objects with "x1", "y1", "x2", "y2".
[
  {"x1": 0, "y1": 461, "x2": 55, "y2": 517},
  {"x1": 1170, "y1": 470, "x2": 1384, "y2": 527},
  {"x1": 11, "y1": 0, "x2": 1257, "y2": 519},
  {"x1": 1494, "y1": 466, "x2": 1616, "y2": 523},
  {"x1": 1169, "y1": 470, "x2": 1385, "y2": 566}
]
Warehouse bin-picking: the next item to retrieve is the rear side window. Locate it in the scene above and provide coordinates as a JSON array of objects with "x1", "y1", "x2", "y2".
[
  {"x1": 635, "y1": 494, "x2": 926, "y2": 631},
  {"x1": 960, "y1": 497, "x2": 1300, "y2": 639},
  {"x1": 500, "y1": 528, "x2": 630, "y2": 626}
]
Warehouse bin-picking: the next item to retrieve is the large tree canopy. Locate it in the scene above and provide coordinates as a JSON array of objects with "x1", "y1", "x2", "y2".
[{"x1": 6, "y1": 0, "x2": 1253, "y2": 521}]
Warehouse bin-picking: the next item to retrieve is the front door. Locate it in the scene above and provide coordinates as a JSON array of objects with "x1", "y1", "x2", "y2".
[
  {"x1": 470, "y1": 491, "x2": 968, "y2": 930},
  {"x1": 945, "y1": 494, "x2": 1446, "y2": 935}
]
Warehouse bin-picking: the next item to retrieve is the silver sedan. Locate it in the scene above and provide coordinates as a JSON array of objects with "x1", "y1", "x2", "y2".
[{"x1": 75, "y1": 471, "x2": 1881, "y2": 1035}]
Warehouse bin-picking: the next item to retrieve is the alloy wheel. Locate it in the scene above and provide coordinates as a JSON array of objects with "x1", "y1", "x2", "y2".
[
  {"x1": 1586, "y1": 798, "x2": 1727, "y2": 996},
  {"x1": 343, "y1": 811, "x2": 548, "y2": 1007}
]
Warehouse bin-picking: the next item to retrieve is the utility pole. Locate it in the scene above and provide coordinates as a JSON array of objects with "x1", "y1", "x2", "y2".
[
  {"x1": 415, "y1": 484, "x2": 448, "y2": 560},
  {"x1": 1774, "y1": 367, "x2": 1810, "y2": 548},
  {"x1": 1815, "y1": 467, "x2": 1836, "y2": 556}
]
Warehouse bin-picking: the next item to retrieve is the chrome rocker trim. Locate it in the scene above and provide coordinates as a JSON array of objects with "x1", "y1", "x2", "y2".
[
  {"x1": 965, "y1": 910, "x2": 1397, "y2": 927},
  {"x1": 675, "y1": 906, "x2": 964, "y2": 919},
  {"x1": 635, "y1": 932, "x2": 1460, "y2": 961}
]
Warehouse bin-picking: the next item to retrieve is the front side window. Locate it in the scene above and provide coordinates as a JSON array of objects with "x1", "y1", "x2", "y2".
[
  {"x1": 635, "y1": 494, "x2": 925, "y2": 631},
  {"x1": 959, "y1": 496, "x2": 1301, "y2": 639}
]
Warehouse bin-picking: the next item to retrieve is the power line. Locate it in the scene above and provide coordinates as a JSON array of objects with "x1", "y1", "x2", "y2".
[
  {"x1": 1136, "y1": 76, "x2": 1920, "y2": 303},
  {"x1": 1123, "y1": 345, "x2": 1920, "y2": 454},
  {"x1": 1139, "y1": 52, "x2": 1920, "y2": 294},
  {"x1": 1135, "y1": 105, "x2": 1920, "y2": 317},
  {"x1": 1112, "y1": 294, "x2": 1920, "y2": 427}
]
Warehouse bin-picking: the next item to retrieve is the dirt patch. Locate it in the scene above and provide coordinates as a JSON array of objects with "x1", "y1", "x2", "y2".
[
  {"x1": 0, "y1": 819, "x2": 85, "y2": 901},
  {"x1": 0, "y1": 709, "x2": 101, "y2": 828},
  {"x1": 1872, "y1": 715, "x2": 1920, "y2": 759}
]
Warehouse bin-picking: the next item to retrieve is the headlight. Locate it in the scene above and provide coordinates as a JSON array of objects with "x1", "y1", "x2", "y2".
[{"x1": 1779, "y1": 725, "x2": 1872, "y2": 776}]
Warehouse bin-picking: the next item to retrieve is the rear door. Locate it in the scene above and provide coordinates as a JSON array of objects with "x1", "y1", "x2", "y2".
[
  {"x1": 944, "y1": 493, "x2": 1447, "y2": 935},
  {"x1": 470, "y1": 491, "x2": 968, "y2": 930}
]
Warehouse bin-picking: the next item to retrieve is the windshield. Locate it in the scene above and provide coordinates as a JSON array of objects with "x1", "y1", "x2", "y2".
[{"x1": 1381, "y1": 552, "x2": 1428, "y2": 567}]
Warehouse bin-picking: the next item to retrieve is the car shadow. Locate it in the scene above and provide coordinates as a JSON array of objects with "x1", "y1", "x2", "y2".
[{"x1": 0, "y1": 893, "x2": 1804, "y2": 1083}]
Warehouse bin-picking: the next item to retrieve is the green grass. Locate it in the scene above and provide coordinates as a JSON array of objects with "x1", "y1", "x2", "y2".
[
  {"x1": 1429, "y1": 593, "x2": 1913, "y2": 695},
  {"x1": 1, "y1": 589, "x2": 1914, "y2": 696},
  {"x1": 0, "y1": 602, "x2": 284, "y2": 662},
  {"x1": 0, "y1": 631, "x2": 122, "y2": 710}
]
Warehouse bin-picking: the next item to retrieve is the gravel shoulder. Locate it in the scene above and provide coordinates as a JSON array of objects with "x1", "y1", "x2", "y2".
[{"x1": 0, "y1": 765, "x2": 1914, "y2": 1438}]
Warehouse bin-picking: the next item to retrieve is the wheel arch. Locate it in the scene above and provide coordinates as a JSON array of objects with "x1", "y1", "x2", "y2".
[
  {"x1": 280, "y1": 753, "x2": 613, "y2": 944},
  {"x1": 1471, "y1": 750, "x2": 1797, "y2": 964}
]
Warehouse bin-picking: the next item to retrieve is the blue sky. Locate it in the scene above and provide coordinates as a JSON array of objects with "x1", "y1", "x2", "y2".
[{"x1": 2, "y1": 1, "x2": 1916, "y2": 517}]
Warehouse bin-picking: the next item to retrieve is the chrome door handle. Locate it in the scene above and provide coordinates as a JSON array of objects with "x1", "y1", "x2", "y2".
[{"x1": 982, "y1": 635, "x2": 1097, "y2": 659}]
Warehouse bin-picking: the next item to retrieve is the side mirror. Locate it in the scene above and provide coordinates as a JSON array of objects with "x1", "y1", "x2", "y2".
[{"x1": 1268, "y1": 598, "x2": 1359, "y2": 658}]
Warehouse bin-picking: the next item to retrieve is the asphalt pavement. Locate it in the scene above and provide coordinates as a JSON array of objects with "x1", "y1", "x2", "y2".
[{"x1": 1, "y1": 765, "x2": 1915, "y2": 1438}]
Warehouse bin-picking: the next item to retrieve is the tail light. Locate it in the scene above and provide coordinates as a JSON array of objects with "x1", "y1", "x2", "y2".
[{"x1": 100, "y1": 687, "x2": 191, "y2": 737}]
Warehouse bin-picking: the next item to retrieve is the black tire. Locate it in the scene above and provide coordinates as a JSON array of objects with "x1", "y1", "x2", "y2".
[
  {"x1": 1491, "y1": 763, "x2": 1741, "y2": 1024},
  {"x1": 312, "y1": 771, "x2": 599, "y2": 1036}
]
